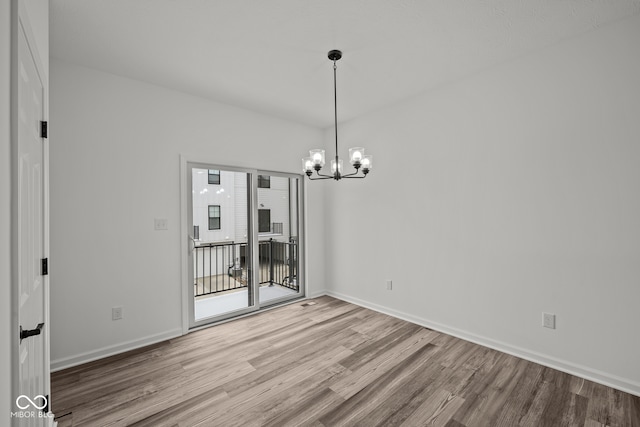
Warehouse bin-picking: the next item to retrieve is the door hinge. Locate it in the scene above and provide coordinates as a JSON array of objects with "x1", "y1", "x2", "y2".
[
  {"x1": 40, "y1": 121, "x2": 48, "y2": 138},
  {"x1": 42, "y1": 258, "x2": 48, "y2": 275}
]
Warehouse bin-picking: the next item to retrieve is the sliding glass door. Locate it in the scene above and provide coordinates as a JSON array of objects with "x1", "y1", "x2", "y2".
[
  {"x1": 187, "y1": 164, "x2": 303, "y2": 328},
  {"x1": 256, "y1": 173, "x2": 302, "y2": 305}
]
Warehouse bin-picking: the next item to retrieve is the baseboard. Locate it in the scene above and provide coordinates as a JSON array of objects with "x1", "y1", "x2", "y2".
[
  {"x1": 50, "y1": 328, "x2": 183, "y2": 372},
  {"x1": 306, "y1": 289, "x2": 327, "y2": 299},
  {"x1": 325, "y1": 290, "x2": 640, "y2": 397}
]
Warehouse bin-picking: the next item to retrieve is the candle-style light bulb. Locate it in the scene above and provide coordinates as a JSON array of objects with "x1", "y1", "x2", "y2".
[
  {"x1": 349, "y1": 147, "x2": 365, "y2": 165},
  {"x1": 331, "y1": 159, "x2": 343, "y2": 174},
  {"x1": 309, "y1": 149, "x2": 325, "y2": 167},
  {"x1": 362, "y1": 155, "x2": 373, "y2": 171},
  {"x1": 302, "y1": 158, "x2": 313, "y2": 173}
]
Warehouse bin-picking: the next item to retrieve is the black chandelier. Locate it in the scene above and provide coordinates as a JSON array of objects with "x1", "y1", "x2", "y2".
[{"x1": 302, "y1": 50, "x2": 372, "y2": 180}]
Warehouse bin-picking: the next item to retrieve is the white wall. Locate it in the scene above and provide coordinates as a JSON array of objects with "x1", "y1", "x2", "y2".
[
  {"x1": 325, "y1": 14, "x2": 640, "y2": 395},
  {"x1": 1, "y1": 1, "x2": 12, "y2": 420},
  {"x1": 50, "y1": 60, "x2": 326, "y2": 369}
]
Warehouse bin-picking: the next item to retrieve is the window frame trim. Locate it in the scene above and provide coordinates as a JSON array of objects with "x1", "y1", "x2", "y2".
[
  {"x1": 208, "y1": 204, "x2": 221, "y2": 230},
  {"x1": 208, "y1": 169, "x2": 221, "y2": 185},
  {"x1": 257, "y1": 174, "x2": 271, "y2": 189}
]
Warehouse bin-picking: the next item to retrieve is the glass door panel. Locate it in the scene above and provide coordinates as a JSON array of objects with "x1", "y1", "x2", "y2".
[
  {"x1": 257, "y1": 174, "x2": 303, "y2": 305},
  {"x1": 189, "y1": 165, "x2": 256, "y2": 327}
]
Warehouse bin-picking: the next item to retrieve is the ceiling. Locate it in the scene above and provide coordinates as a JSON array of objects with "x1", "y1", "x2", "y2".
[{"x1": 51, "y1": 0, "x2": 640, "y2": 128}]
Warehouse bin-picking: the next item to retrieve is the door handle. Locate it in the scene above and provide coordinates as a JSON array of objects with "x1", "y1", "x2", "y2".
[
  {"x1": 20, "y1": 323, "x2": 44, "y2": 343},
  {"x1": 189, "y1": 235, "x2": 196, "y2": 254}
]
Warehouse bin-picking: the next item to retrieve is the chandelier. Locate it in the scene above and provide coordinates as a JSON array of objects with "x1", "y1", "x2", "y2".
[{"x1": 302, "y1": 50, "x2": 372, "y2": 180}]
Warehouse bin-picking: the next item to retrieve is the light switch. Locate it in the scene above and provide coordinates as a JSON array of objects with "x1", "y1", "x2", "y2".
[{"x1": 154, "y1": 218, "x2": 168, "y2": 230}]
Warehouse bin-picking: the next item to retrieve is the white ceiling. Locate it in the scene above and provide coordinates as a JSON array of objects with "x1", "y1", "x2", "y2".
[{"x1": 51, "y1": 0, "x2": 640, "y2": 128}]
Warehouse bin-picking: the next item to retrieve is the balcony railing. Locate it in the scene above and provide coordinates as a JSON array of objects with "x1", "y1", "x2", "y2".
[
  {"x1": 194, "y1": 241, "x2": 246, "y2": 297},
  {"x1": 259, "y1": 238, "x2": 298, "y2": 290},
  {"x1": 194, "y1": 238, "x2": 298, "y2": 297}
]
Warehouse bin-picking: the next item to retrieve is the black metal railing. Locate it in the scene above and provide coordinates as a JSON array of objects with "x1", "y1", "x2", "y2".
[
  {"x1": 194, "y1": 238, "x2": 298, "y2": 297},
  {"x1": 194, "y1": 241, "x2": 246, "y2": 297},
  {"x1": 259, "y1": 238, "x2": 298, "y2": 291}
]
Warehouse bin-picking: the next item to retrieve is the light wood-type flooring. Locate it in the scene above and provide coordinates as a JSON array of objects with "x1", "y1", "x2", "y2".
[{"x1": 51, "y1": 296, "x2": 640, "y2": 426}]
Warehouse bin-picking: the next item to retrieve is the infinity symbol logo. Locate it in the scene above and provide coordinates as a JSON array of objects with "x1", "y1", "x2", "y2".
[{"x1": 16, "y1": 395, "x2": 47, "y2": 410}]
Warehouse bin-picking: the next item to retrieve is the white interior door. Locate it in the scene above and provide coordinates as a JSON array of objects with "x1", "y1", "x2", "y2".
[{"x1": 14, "y1": 6, "x2": 50, "y2": 425}]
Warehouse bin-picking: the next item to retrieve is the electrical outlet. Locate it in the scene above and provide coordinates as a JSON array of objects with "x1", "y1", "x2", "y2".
[
  {"x1": 386, "y1": 280, "x2": 393, "y2": 290},
  {"x1": 112, "y1": 306, "x2": 123, "y2": 321},
  {"x1": 154, "y1": 218, "x2": 168, "y2": 230},
  {"x1": 542, "y1": 312, "x2": 555, "y2": 329}
]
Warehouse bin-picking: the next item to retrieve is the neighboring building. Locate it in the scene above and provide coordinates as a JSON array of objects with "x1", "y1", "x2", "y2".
[
  {"x1": 191, "y1": 169, "x2": 298, "y2": 283},
  {"x1": 192, "y1": 169, "x2": 293, "y2": 245}
]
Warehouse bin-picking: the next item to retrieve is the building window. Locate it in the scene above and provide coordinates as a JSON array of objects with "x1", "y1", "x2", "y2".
[
  {"x1": 258, "y1": 209, "x2": 271, "y2": 233},
  {"x1": 193, "y1": 225, "x2": 200, "y2": 240},
  {"x1": 208, "y1": 169, "x2": 220, "y2": 185},
  {"x1": 208, "y1": 205, "x2": 221, "y2": 230},
  {"x1": 258, "y1": 175, "x2": 270, "y2": 188}
]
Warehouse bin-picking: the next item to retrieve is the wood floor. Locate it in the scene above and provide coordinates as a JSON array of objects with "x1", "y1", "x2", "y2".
[{"x1": 51, "y1": 296, "x2": 640, "y2": 426}]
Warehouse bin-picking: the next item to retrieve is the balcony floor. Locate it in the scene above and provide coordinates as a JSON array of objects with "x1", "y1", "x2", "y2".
[{"x1": 195, "y1": 284, "x2": 298, "y2": 321}]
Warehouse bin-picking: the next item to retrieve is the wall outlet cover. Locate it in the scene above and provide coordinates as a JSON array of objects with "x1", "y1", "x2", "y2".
[{"x1": 543, "y1": 312, "x2": 556, "y2": 329}]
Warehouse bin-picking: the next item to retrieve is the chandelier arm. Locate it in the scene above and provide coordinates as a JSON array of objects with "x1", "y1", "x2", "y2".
[
  {"x1": 342, "y1": 174, "x2": 367, "y2": 179},
  {"x1": 313, "y1": 169, "x2": 335, "y2": 179},
  {"x1": 340, "y1": 169, "x2": 363, "y2": 178},
  {"x1": 307, "y1": 175, "x2": 333, "y2": 180}
]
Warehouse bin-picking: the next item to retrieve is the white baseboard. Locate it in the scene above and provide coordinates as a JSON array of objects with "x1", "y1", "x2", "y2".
[
  {"x1": 306, "y1": 289, "x2": 327, "y2": 299},
  {"x1": 325, "y1": 290, "x2": 640, "y2": 397},
  {"x1": 50, "y1": 328, "x2": 183, "y2": 372}
]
